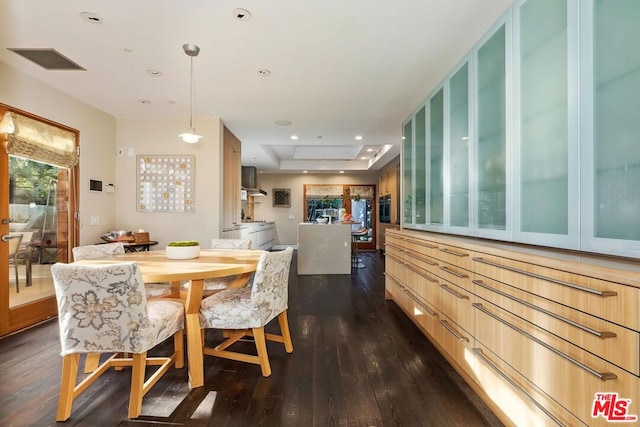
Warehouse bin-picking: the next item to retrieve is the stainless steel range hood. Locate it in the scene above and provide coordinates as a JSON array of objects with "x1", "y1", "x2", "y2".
[{"x1": 241, "y1": 166, "x2": 267, "y2": 196}]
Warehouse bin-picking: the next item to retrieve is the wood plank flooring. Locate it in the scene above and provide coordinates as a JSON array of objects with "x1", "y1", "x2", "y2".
[{"x1": 0, "y1": 251, "x2": 503, "y2": 427}]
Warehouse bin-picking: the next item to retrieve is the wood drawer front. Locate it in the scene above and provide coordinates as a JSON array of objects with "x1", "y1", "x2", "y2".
[
  {"x1": 474, "y1": 301, "x2": 639, "y2": 426},
  {"x1": 404, "y1": 287, "x2": 442, "y2": 345},
  {"x1": 438, "y1": 315, "x2": 475, "y2": 381},
  {"x1": 405, "y1": 265, "x2": 441, "y2": 310},
  {"x1": 403, "y1": 236, "x2": 441, "y2": 258},
  {"x1": 436, "y1": 264, "x2": 474, "y2": 294},
  {"x1": 385, "y1": 272, "x2": 404, "y2": 301},
  {"x1": 432, "y1": 244, "x2": 474, "y2": 271},
  {"x1": 385, "y1": 252, "x2": 405, "y2": 284},
  {"x1": 473, "y1": 343, "x2": 588, "y2": 427},
  {"x1": 439, "y1": 279, "x2": 474, "y2": 336},
  {"x1": 402, "y1": 246, "x2": 441, "y2": 274},
  {"x1": 473, "y1": 255, "x2": 639, "y2": 330},
  {"x1": 473, "y1": 275, "x2": 640, "y2": 376},
  {"x1": 385, "y1": 233, "x2": 405, "y2": 249}
]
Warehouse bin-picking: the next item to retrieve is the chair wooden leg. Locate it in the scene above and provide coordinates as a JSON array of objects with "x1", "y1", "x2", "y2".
[
  {"x1": 128, "y1": 352, "x2": 147, "y2": 419},
  {"x1": 56, "y1": 354, "x2": 80, "y2": 422},
  {"x1": 252, "y1": 327, "x2": 271, "y2": 377},
  {"x1": 174, "y1": 330, "x2": 184, "y2": 369},
  {"x1": 84, "y1": 353, "x2": 100, "y2": 373},
  {"x1": 277, "y1": 310, "x2": 294, "y2": 353},
  {"x1": 14, "y1": 264, "x2": 19, "y2": 293}
]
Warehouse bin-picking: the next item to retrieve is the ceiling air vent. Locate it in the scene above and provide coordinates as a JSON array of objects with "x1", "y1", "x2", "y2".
[{"x1": 7, "y1": 48, "x2": 85, "y2": 70}]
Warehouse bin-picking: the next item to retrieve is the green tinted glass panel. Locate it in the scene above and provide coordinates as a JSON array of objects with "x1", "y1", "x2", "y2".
[
  {"x1": 520, "y1": 0, "x2": 568, "y2": 235},
  {"x1": 594, "y1": 0, "x2": 640, "y2": 240},
  {"x1": 415, "y1": 106, "x2": 427, "y2": 224},
  {"x1": 403, "y1": 120, "x2": 413, "y2": 223},
  {"x1": 449, "y1": 63, "x2": 469, "y2": 227},
  {"x1": 429, "y1": 90, "x2": 444, "y2": 224},
  {"x1": 477, "y1": 25, "x2": 506, "y2": 230}
]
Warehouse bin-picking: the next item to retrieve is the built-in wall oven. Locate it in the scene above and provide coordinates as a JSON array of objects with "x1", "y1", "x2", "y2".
[{"x1": 379, "y1": 195, "x2": 391, "y2": 223}]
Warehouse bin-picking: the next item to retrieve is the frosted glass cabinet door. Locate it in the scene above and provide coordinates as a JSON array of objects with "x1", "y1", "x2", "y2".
[
  {"x1": 592, "y1": 0, "x2": 640, "y2": 242},
  {"x1": 449, "y1": 63, "x2": 470, "y2": 228},
  {"x1": 429, "y1": 90, "x2": 444, "y2": 225},
  {"x1": 414, "y1": 106, "x2": 427, "y2": 225},
  {"x1": 402, "y1": 119, "x2": 413, "y2": 225},
  {"x1": 476, "y1": 24, "x2": 507, "y2": 231},
  {"x1": 517, "y1": 0, "x2": 572, "y2": 239}
]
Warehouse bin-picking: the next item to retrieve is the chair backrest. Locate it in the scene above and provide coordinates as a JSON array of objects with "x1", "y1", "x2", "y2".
[
  {"x1": 51, "y1": 262, "x2": 159, "y2": 355},
  {"x1": 250, "y1": 247, "x2": 293, "y2": 324},
  {"x1": 210, "y1": 238, "x2": 252, "y2": 249},
  {"x1": 8, "y1": 234, "x2": 23, "y2": 257},
  {"x1": 72, "y1": 242, "x2": 125, "y2": 261}
]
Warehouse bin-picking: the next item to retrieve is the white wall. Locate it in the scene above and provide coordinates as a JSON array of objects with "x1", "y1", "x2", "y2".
[
  {"x1": 0, "y1": 62, "x2": 117, "y2": 245},
  {"x1": 115, "y1": 117, "x2": 224, "y2": 247},
  {"x1": 252, "y1": 173, "x2": 379, "y2": 245}
]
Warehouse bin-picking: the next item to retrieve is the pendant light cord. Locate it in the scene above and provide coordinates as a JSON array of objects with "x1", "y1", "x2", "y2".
[{"x1": 189, "y1": 55, "x2": 194, "y2": 129}]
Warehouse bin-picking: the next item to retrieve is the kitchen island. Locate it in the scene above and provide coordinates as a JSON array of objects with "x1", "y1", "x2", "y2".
[{"x1": 297, "y1": 223, "x2": 351, "y2": 275}]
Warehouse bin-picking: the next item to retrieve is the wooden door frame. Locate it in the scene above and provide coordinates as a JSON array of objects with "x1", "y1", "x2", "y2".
[{"x1": 0, "y1": 104, "x2": 79, "y2": 336}]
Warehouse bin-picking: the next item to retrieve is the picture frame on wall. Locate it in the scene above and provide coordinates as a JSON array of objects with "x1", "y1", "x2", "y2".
[{"x1": 273, "y1": 188, "x2": 291, "y2": 208}]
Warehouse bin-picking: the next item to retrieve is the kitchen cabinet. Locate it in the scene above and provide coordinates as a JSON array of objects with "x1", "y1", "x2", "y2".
[
  {"x1": 240, "y1": 222, "x2": 275, "y2": 251},
  {"x1": 385, "y1": 228, "x2": 640, "y2": 427},
  {"x1": 449, "y1": 61, "x2": 470, "y2": 230},
  {"x1": 402, "y1": 118, "x2": 413, "y2": 225},
  {"x1": 222, "y1": 127, "x2": 241, "y2": 232}
]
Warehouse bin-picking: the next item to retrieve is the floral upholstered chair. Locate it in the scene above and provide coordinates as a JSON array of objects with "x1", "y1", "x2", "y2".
[
  {"x1": 199, "y1": 247, "x2": 293, "y2": 377},
  {"x1": 51, "y1": 262, "x2": 184, "y2": 421},
  {"x1": 73, "y1": 243, "x2": 171, "y2": 298},
  {"x1": 183, "y1": 238, "x2": 253, "y2": 294}
]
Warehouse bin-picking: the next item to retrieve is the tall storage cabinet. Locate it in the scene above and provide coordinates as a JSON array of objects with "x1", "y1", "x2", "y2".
[
  {"x1": 222, "y1": 127, "x2": 241, "y2": 233},
  {"x1": 400, "y1": 0, "x2": 640, "y2": 260}
]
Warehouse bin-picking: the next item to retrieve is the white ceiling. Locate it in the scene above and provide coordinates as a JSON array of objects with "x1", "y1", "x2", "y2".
[{"x1": 0, "y1": 0, "x2": 513, "y2": 173}]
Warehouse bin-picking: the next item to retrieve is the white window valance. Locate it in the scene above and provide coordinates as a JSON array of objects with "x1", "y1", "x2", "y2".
[{"x1": 5, "y1": 112, "x2": 78, "y2": 169}]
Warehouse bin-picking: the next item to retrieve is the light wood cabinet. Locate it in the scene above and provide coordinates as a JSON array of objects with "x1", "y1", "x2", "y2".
[
  {"x1": 385, "y1": 228, "x2": 640, "y2": 427},
  {"x1": 222, "y1": 127, "x2": 241, "y2": 231}
]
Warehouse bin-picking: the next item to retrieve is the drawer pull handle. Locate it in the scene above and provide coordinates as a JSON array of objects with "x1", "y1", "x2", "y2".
[
  {"x1": 418, "y1": 242, "x2": 438, "y2": 249},
  {"x1": 403, "y1": 289, "x2": 438, "y2": 317},
  {"x1": 440, "y1": 266, "x2": 469, "y2": 278},
  {"x1": 472, "y1": 348, "x2": 567, "y2": 427},
  {"x1": 404, "y1": 263, "x2": 438, "y2": 282},
  {"x1": 472, "y1": 303, "x2": 617, "y2": 381},
  {"x1": 472, "y1": 280, "x2": 616, "y2": 339},
  {"x1": 472, "y1": 258, "x2": 617, "y2": 298},
  {"x1": 385, "y1": 271, "x2": 403, "y2": 287},
  {"x1": 439, "y1": 320, "x2": 469, "y2": 342},
  {"x1": 439, "y1": 248, "x2": 469, "y2": 257},
  {"x1": 412, "y1": 253, "x2": 438, "y2": 266},
  {"x1": 440, "y1": 283, "x2": 470, "y2": 300}
]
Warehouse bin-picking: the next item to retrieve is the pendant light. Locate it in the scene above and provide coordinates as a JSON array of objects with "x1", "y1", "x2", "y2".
[{"x1": 179, "y1": 43, "x2": 203, "y2": 143}]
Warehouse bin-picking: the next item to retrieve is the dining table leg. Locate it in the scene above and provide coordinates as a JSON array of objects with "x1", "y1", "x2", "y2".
[{"x1": 185, "y1": 278, "x2": 204, "y2": 388}]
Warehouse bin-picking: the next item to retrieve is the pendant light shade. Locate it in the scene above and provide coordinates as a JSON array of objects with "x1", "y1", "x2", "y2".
[{"x1": 179, "y1": 43, "x2": 203, "y2": 143}]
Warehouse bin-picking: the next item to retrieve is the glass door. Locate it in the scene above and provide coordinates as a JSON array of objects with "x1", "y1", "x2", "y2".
[{"x1": 1, "y1": 105, "x2": 78, "y2": 336}]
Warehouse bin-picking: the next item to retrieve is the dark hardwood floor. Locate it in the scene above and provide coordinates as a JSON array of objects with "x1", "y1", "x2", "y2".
[{"x1": 0, "y1": 251, "x2": 503, "y2": 427}]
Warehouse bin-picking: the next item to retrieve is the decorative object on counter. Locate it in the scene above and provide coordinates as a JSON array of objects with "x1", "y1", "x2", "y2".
[
  {"x1": 338, "y1": 208, "x2": 346, "y2": 221},
  {"x1": 166, "y1": 240, "x2": 200, "y2": 259},
  {"x1": 316, "y1": 217, "x2": 328, "y2": 224},
  {"x1": 101, "y1": 230, "x2": 135, "y2": 243},
  {"x1": 136, "y1": 155, "x2": 195, "y2": 213},
  {"x1": 273, "y1": 188, "x2": 291, "y2": 207},
  {"x1": 133, "y1": 231, "x2": 149, "y2": 244},
  {"x1": 341, "y1": 212, "x2": 353, "y2": 222}
]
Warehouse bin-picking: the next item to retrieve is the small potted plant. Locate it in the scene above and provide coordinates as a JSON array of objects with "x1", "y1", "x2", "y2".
[
  {"x1": 9, "y1": 214, "x2": 30, "y2": 231},
  {"x1": 166, "y1": 240, "x2": 200, "y2": 259}
]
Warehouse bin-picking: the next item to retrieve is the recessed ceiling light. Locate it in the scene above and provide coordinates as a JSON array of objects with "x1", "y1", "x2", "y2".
[
  {"x1": 317, "y1": 135, "x2": 323, "y2": 139},
  {"x1": 290, "y1": 135, "x2": 298, "y2": 140},
  {"x1": 366, "y1": 148, "x2": 374, "y2": 152},
  {"x1": 147, "y1": 69, "x2": 162, "y2": 77},
  {"x1": 233, "y1": 8, "x2": 252, "y2": 21},
  {"x1": 80, "y1": 12, "x2": 102, "y2": 24},
  {"x1": 360, "y1": 156, "x2": 368, "y2": 160},
  {"x1": 257, "y1": 69, "x2": 271, "y2": 76},
  {"x1": 402, "y1": 136, "x2": 406, "y2": 140},
  {"x1": 275, "y1": 120, "x2": 292, "y2": 126},
  {"x1": 355, "y1": 135, "x2": 364, "y2": 141},
  {"x1": 339, "y1": 171, "x2": 345, "y2": 174},
  {"x1": 303, "y1": 170, "x2": 308, "y2": 174},
  {"x1": 138, "y1": 99, "x2": 151, "y2": 104},
  {"x1": 123, "y1": 48, "x2": 133, "y2": 53}
]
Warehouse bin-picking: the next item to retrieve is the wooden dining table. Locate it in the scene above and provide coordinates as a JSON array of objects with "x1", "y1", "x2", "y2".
[{"x1": 72, "y1": 248, "x2": 265, "y2": 388}]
